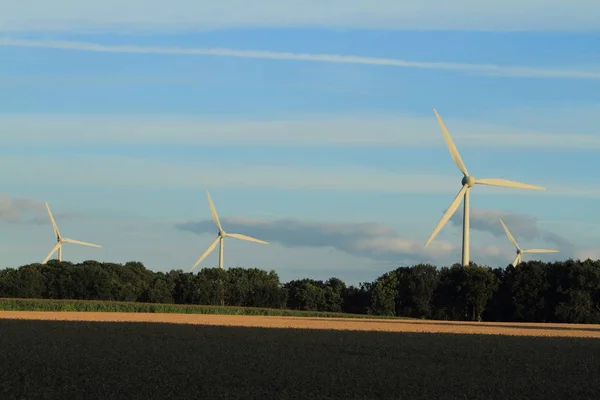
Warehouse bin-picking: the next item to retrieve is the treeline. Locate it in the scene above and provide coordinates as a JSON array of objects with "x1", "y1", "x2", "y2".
[{"x1": 1, "y1": 259, "x2": 599, "y2": 324}]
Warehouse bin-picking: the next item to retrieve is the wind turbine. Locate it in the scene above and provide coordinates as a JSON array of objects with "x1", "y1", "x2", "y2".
[
  {"x1": 42, "y1": 202, "x2": 101, "y2": 264},
  {"x1": 499, "y1": 218, "x2": 558, "y2": 267},
  {"x1": 189, "y1": 190, "x2": 269, "y2": 271},
  {"x1": 424, "y1": 109, "x2": 546, "y2": 267}
]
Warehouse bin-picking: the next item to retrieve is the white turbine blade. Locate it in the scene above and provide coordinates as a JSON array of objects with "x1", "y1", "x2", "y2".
[
  {"x1": 522, "y1": 249, "x2": 559, "y2": 253},
  {"x1": 42, "y1": 243, "x2": 61, "y2": 264},
  {"x1": 475, "y1": 178, "x2": 545, "y2": 191},
  {"x1": 45, "y1": 202, "x2": 61, "y2": 238},
  {"x1": 62, "y1": 238, "x2": 102, "y2": 248},
  {"x1": 512, "y1": 254, "x2": 521, "y2": 267},
  {"x1": 190, "y1": 236, "x2": 220, "y2": 271},
  {"x1": 206, "y1": 190, "x2": 223, "y2": 233},
  {"x1": 226, "y1": 233, "x2": 269, "y2": 244},
  {"x1": 498, "y1": 218, "x2": 520, "y2": 250},
  {"x1": 425, "y1": 184, "x2": 468, "y2": 247},
  {"x1": 433, "y1": 108, "x2": 469, "y2": 176}
]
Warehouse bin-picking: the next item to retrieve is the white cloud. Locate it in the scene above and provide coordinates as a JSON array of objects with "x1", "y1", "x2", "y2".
[
  {"x1": 1, "y1": 38, "x2": 599, "y2": 80},
  {"x1": 1, "y1": 1, "x2": 599, "y2": 32},
  {"x1": 1, "y1": 112, "x2": 599, "y2": 150}
]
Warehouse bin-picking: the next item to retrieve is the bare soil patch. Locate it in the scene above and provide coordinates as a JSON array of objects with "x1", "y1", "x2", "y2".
[{"x1": 2, "y1": 311, "x2": 600, "y2": 337}]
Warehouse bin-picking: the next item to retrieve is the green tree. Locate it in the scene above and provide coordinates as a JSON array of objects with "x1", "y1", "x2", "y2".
[
  {"x1": 369, "y1": 271, "x2": 398, "y2": 316},
  {"x1": 433, "y1": 264, "x2": 498, "y2": 321},
  {"x1": 396, "y1": 264, "x2": 439, "y2": 318},
  {"x1": 285, "y1": 279, "x2": 327, "y2": 311}
]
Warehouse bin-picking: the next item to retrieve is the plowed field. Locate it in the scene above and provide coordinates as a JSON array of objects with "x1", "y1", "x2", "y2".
[{"x1": 2, "y1": 312, "x2": 600, "y2": 399}]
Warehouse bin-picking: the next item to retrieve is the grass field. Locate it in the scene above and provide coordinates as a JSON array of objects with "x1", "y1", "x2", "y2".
[
  {"x1": 0, "y1": 297, "x2": 398, "y2": 319},
  {"x1": 1, "y1": 312, "x2": 600, "y2": 399}
]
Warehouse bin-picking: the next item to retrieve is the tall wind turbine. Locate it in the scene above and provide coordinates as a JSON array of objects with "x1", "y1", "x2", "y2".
[
  {"x1": 499, "y1": 218, "x2": 558, "y2": 267},
  {"x1": 42, "y1": 202, "x2": 101, "y2": 264},
  {"x1": 424, "y1": 109, "x2": 546, "y2": 267},
  {"x1": 190, "y1": 190, "x2": 269, "y2": 271}
]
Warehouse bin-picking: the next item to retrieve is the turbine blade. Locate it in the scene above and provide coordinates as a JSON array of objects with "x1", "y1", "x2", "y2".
[
  {"x1": 425, "y1": 185, "x2": 468, "y2": 247},
  {"x1": 498, "y1": 218, "x2": 520, "y2": 249},
  {"x1": 45, "y1": 202, "x2": 61, "y2": 238},
  {"x1": 226, "y1": 233, "x2": 269, "y2": 244},
  {"x1": 522, "y1": 249, "x2": 559, "y2": 253},
  {"x1": 206, "y1": 190, "x2": 223, "y2": 233},
  {"x1": 433, "y1": 108, "x2": 469, "y2": 176},
  {"x1": 42, "y1": 243, "x2": 61, "y2": 264},
  {"x1": 475, "y1": 178, "x2": 545, "y2": 191},
  {"x1": 190, "y1": 236, "x2": 220, "y2": 271},
  {"x1": 512, "y1": 254, "x2": 521, "y2": 267},
  {"x1": 62, "y1": 238, "x2": 102, "y2": 248}
]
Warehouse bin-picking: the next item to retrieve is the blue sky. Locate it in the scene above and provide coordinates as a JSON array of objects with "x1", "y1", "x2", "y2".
[{"x1": 1, "y1": 1, "x2": 600, "y2": 285}]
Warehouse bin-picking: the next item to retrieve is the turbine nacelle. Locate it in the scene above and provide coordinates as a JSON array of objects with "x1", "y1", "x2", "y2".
[{"x1": 462, "y1": 175, "x2": 476, "y2": 187}]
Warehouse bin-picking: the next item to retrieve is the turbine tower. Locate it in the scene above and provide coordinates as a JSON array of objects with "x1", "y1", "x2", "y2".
[
  {"x1": 42, "y1": 202, "x2": 101, "y2": 264},
  {"x1": 424, "y1": 109, "x2": 546, "y2": 267},
  {"x1": 499, "y1": 218, "x2": 558, "y2": 266},
  {"x1": 190, "y1": 190, "x2": 269, "y2": 271}
]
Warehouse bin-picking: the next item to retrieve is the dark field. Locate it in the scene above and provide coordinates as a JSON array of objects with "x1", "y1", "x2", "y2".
[{"x1": 1, "y1": 319, "x2": 600, "y2": 400}]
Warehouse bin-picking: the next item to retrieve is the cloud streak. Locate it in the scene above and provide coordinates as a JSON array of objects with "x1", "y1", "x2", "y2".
[
  {"x1": 1, "y1": 38, "x2": 599, "y2": 80},
  {"x1": 2, "y1": 154, "x2": 587, "y2": 198},
  {"x1": 2, "y1": 1, "x2": 599, "y2": 32},
  {"x1": 1, "y1": 113, "x2": 599, "y2": 150},
  {"x1": 1, "y1": 154, "x2": 599, "y2": 199}
]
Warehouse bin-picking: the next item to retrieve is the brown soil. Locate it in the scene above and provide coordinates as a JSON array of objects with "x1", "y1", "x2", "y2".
[{"x1": 2, "y1": 311, "x2": 600, "y2": 338}]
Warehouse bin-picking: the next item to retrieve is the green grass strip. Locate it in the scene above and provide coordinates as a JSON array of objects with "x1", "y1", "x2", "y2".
[{"x1": 0, "y1": 298, "x2": 406, "y2": 319}]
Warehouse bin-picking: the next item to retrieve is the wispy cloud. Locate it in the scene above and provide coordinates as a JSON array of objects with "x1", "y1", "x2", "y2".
[
  {"x1": 1, "y1": 38, "x2": 599, "y2": 80},
  {"x1": 0, "y1": 194, "x2": 46, "y2": 224},
  {"x1": 0, "y1": 193, "x2": 75, "y2": 225},
  {"x1": 1, "y1": 112, "x2": 599, "y2": 150},
  {"x1": 0, "y1": 154, "x2": 585, "y2": 198},
  {"x1": 2, "y1": 1, "x2": 599, "y2": 32},
  {"x1": 0, "y1": 154, "x2": 598, "y2": 199}
]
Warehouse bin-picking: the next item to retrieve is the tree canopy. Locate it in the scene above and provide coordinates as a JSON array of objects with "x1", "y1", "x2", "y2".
[{"x1": 1, "y1": 259, "x2": 599, "y2": 324}]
